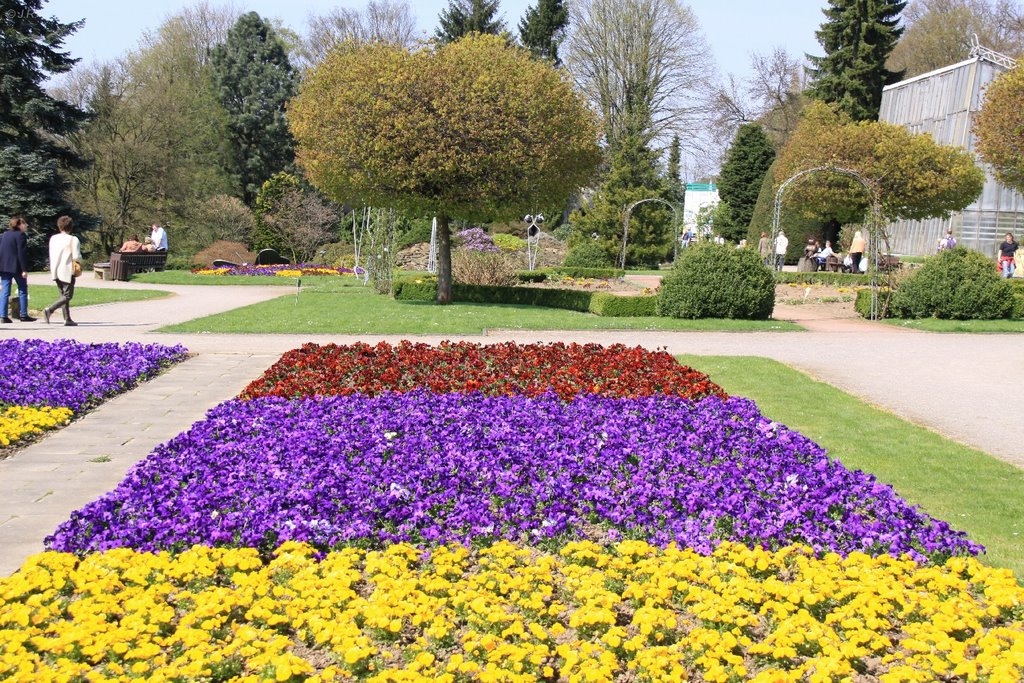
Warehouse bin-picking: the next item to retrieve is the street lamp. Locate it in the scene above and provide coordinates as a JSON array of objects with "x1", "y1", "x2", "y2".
[{"x1": 524, "y1": 213, "x2": 545, "y2": 271}]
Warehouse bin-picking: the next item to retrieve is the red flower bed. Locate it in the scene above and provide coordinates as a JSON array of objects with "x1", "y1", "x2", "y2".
[{"x1": 240, "y1": 341, "x2": 725, "y2": 401}]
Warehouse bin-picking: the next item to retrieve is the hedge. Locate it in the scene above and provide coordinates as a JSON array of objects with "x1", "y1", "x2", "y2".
[{"x1": 393, "y1": 277, "x2": 656, "y2": 317}]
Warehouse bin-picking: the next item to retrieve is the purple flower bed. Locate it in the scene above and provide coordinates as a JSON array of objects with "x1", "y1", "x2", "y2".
[
  {"x1": 47, "y1": 392, "x2": 980, "y2": 561},
  {"x1": 201, "y1": 264, "x2": 359, "y2": 276},
  {"x1": 0, "y1": 339, "x2": 189, "y2": 412}
]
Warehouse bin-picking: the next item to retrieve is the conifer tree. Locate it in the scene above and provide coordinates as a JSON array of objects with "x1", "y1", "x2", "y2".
[
  {"x1": 518, "y1": 0, "x2": 568, "y2": 65},
  {"x1": 665, "y1": 135, "x2": 684, "y2": 205},
  {"x1": 436, "y1": 0, "x2": 506, "y2": 44},
  {"x1": 210, "y1": 12, "x2": 298, "y2": 205},
  {"x1": 0, "y1": 0, "x2": 87, "y2": 265},
  {"x1": 806, "y1": 0, "x2": 906, "y2": 121},
  {"x1": 717, "y1": 123, "x2": 775, "y2": 241}
]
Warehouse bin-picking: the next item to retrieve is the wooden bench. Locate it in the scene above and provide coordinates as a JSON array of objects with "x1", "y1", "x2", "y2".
[{"x1": 109, "y1": 251, "x2": 168, "y2": 281}]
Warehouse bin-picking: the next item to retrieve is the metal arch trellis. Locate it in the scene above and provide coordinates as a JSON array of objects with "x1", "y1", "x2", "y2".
[
  {"x1": 770, "y1": 165, "x2": 888, "y2": 320},
  {"x1": 620, "y1": 198, "x2": 682, "y2": 269}
]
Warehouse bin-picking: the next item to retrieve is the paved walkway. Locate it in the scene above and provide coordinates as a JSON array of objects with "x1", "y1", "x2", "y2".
[{"x1": 1, "y1": 273, "x2": 1020, "y2": 575}]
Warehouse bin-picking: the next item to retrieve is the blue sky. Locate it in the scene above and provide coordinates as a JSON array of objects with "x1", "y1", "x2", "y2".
[{"x1": 42, "y1": 0, "x2": 829, "y2": 82}]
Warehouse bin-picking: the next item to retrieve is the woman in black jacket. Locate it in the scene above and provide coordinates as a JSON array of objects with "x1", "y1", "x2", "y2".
[{"x1": 0, "y1": 216, "x2": 34, "y2": 322}]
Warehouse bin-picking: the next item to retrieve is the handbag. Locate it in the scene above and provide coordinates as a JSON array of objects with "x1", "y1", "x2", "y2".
[{"x1": 72, "y1": 261, "x2": 82, "y2": 277}]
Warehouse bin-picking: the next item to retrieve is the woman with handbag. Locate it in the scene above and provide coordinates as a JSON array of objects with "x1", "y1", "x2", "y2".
[{"x1": 43, "y1": 216, "x2": 82, "y2": 326}]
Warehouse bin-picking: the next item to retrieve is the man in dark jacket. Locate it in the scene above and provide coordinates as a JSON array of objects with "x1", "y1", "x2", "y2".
[{"x1": 0, "y1": 216, "x2": 35, "y2": 322}]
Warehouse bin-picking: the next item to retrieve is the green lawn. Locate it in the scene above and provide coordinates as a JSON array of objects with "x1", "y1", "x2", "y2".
[
  {"x1": 132, "y1": 271, "x2": 367, "y2": 288},
  {"x1": 158, "y1": 284, "x2": 800, "y2": 334},
  {"x1": 882, "y1": 318, "x2": 1024, "y2": 333},
  {"x1": 681, "y1": 355, "x2": 1024, "y2": 578},
  {"x1": 24, "y1": 285, "x2": 170, "y2": 311}
]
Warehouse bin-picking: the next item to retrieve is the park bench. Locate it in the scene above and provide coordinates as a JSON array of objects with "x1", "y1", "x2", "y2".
[{"x1": 107, "y1": 251, "x2": 168, "y2": 281}]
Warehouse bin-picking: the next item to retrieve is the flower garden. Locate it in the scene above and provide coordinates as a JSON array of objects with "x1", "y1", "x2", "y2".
[
  {"x1": 2, "y1": 341, "x2": 1024, "y2": 682},
  {"x1": 0, "y1": 339, "x2": 188, "y2": 450},
  {"x1": 192, "y1": 264, "x2": 360, "y2": 278}
]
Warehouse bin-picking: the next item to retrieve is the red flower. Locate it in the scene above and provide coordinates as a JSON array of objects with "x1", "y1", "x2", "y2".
[{"x1": 240, "y1": 342, "x2": 726, "y2": 402}]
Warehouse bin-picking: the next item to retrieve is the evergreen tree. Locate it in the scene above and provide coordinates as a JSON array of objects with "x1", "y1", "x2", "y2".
[
  {"x1": 806, "y1": 0, "x2": 906, "y2": 121},
  {"x1": 0, "y1": 0, "x2": 87, "y2": 266},
  {"x1": 571, "y1": 119, "x2": 673, "y2": 268},
  {"x1": 717, "y1": 123, "x2": 775, "y2": 242},
  {"x1": 210, "y1": 12, "x2": 298, "y2": 205},
  {"x1": 665, "y1": 135, "x2": 684, "y2": 205},
  {"x1": 436, "y1": 0, "x2": 506, "y2": 44},
  {"x1": 518, "y1": 0, "x2": 568, "y2": 65}
]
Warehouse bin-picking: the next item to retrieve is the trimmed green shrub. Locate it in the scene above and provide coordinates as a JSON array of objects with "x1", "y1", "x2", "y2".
[
  {"x1": 563, "y1": 240, "x2": 613, "y2": 268},
  {"x1": 1012, "y1": 280, "x2": 1024, "y2": 319},
  {"x1": 393, "y1": 277, "x2": 436, "y2": 301},
  {"x1": 452, "y1": 284, "x2": 594, "y2": 311},
  {"x1": 889, "y1": 248, "x2": 1014, "y2": 319},
  {"x1": 589, "y1": 293, "x2": 658, "y2": 316},
  {"x1": 551, "y1": 266, "x2": 626, "y2": 279},
  {"x1": 516, "y1": 269, "x2": 551, "y2": 282},
  {"x1": 776, "y1": 272, "x2": 870, "y2": 286},
  {"x1": 493, "y1": 233, "x2": 527, "y2": 251},
  {"x1": 657, "y1": 241, "x2": 775, "y2": 319},
  {"x1": 854, "y1": 288, "x2": 895, "y2": 318}
]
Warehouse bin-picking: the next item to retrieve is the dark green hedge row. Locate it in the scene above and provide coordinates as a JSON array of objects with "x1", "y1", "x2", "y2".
[
  {"x1": 393, "y1": 277, "x2": 655, "y2": 317},
  {"x1": 776, "y1": 272, "x2": 871, "y2": 286}
]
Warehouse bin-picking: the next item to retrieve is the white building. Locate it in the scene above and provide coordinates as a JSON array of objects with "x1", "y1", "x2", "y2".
[
  {"x1": 878, "y1": 43, "x2": 1024, "y2": 256},
  {"x1": 681, "y1": 182, "x2": 719, "y2": 236}
]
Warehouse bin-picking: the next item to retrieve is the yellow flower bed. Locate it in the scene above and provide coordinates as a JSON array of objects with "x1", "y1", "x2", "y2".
[
  {"x1": 2, "y1": 540, "x2": 1023, "y2": 682},
  {"x1": 193, "y1": 267, "x2": 231, "y2": 276},
  {"x1": 0, "y1": 406, "x2": 73, "y2": 447}
]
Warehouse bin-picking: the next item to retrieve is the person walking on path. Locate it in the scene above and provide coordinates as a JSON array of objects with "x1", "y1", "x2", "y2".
[
  {"x1": 774, "y1": 230, "x2": 788, "y2": 272},
  {"x1": 758, "y1": 231, "x2": 771, "y2": 266},
  {"x1": 849, "y1": 230, "x2": 867, "y2": 273},
  {"x1": 998, "y1": 233, "x2": 1018, "y2": 278},
  {"x1": 0, "y1": 216, "x2": 34, "y2": 322},
  {"x1": 43, "y1": 216, "x2": 82, "y2": 326}
]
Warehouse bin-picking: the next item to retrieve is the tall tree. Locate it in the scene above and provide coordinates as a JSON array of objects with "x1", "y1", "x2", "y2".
[
  {"x1": 665, "y1": 134, "x2": 684, "y2": 205},
  {"x1": 289, "y1": 34, "x2": 601, "y2": 303},
  {"x1": 435, "y1": 0, "x2": 506, "y2": 44},
  {"x1": 889, "y1": 0, "x2": 1024, "y2": 77},
  {"x1": 565, "y1": 0, "x2": 711, "y2": 162},
  {"x1": 974, "y1": 64, "x2": 1024, "y2": 193},
  {"x1": 806, "y1": 0, "x2": 907, "y2": 121},
  {"x1": 0, "y1": 0, "x2": 87, "y2": 265},
  {"x1": 717, "y1": 123, "x2": 776, "y2": 240},
  {"x1": 774, "y1": 101, "x2": 984, "y2": 225},
  {"x1": 299, "y1": 0, "x2": 418, "y2": 69},
  {"x1": 211, "y1": 12, "x2": 298, "y2": 205},
  {"x1": 518, "y1": 0, "x2": 568, "y2": 65}
]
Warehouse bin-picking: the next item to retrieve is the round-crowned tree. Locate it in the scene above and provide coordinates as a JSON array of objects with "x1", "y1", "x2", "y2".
[
  {"x1": 657, "y1": 241, "x2": 775, "y2": 319},
  {"x1": 890, "y1": 248, "x2": 1014, "y2": 319},
  {"x1": 289, "y1": 34, "x2": 602, "y2": 303}
]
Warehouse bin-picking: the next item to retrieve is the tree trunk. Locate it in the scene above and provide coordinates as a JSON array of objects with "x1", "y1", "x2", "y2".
[{"x1": 436, "y1": 214, "x2": 453, "y2": 304}]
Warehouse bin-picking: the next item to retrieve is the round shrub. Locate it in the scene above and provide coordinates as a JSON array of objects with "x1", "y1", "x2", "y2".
[
  {"x1": 657, "y1": 242, "x2": 775, "y2": 319},
  {"x1": 564, "y1": 240, "x2": 612, "y2": 268},
  {"x1": 493, "y1": 232, "x2": 526, "y2": 251},
  {"x1": 890, "y1": 248, "x2": 1014, "y2": 320}
]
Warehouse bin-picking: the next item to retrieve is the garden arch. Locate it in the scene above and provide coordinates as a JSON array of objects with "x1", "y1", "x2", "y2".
[
  {"x1": 620, "y1": 198, "x2": 682, "y2": 269},
  {"x1": 771, "y1": 165, "x2": 887, "y2": 320}
]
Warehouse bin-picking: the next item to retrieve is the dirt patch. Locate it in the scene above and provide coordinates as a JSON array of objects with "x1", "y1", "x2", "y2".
[{"x1": 773, "y1": 282, "x2": 862, "y2": 320}]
